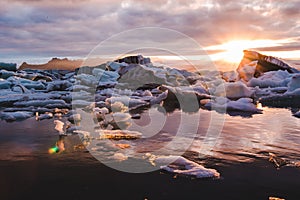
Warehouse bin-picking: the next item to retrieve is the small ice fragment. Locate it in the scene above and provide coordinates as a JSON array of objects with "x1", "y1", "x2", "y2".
[{"x1": 54, "y1": 120, "x2": 65, "y2": 135}]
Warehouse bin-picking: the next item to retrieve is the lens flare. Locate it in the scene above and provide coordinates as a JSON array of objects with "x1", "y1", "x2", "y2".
[{"x1": 48, "y1": 146, "x2": 59, "y2": 154}]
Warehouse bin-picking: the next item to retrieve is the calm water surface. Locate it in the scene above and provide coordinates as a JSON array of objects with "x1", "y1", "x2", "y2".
[{"x1": 0, "y1": 107, "x2": 299, "y2": 166}]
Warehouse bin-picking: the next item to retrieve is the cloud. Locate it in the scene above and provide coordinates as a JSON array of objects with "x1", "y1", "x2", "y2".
[{"x1": 0, "y1": 0, "x2": 299, "y2": 61}]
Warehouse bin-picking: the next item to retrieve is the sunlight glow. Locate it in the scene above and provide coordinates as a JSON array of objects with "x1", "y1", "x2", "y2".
[{"x1": 205, "y1": 39, "x2": 292, "y2": 63}]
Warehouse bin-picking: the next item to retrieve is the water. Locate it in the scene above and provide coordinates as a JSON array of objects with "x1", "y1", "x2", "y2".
[
  {"x1": 132, "y1": 106, "x2": 300, "y2": 165},
  {"x1": 1, "y1": 107, "x2": 299, "y2": 167}
]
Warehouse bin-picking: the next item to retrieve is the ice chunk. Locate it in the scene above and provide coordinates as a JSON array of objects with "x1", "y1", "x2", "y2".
[
  {"x1": 46, "y1": 80, "x2": 72, "y2": 91},
  {"x1": 247, "y1": 70, "x2": 292, "y2": 88},
  {"x1": 227, "y1": 98, "x2": 262, "y2": 112},
  {"x1": 14, "y1": 99, "x2": 67, "y2": 107},
  {"x1": 106, "y1": 96, "x2": 149, "y2": 110},
  {"x1": 54, "y1": 120, "x2": 65, "y2": 135},
  {"x1": 293, "y1": 111, "x2": 300, "y2": 118},
  {"x1": 259, "y1": 88, "x2": 300, "y2": 108},
  {"x1": 111, "y1": 152, "x2": 128, "y2": 161},
  {"x1": 205, "y1": 97, "x2": 262, "y2": 113},
  {"x1": 106, "y1": 61, "x2": 128, "y2": 71},
  {"x1": 222, "y1": 70, "x2": 238, "y2": 82},
  {"x1": 0, "y1": 70, "x2": 16, "y2": 79},
  {"x1": 287, "y1": 74, "x2": 300, "y2": 92},
  {"x1": 0, "y1": 62, "x2": 17, "y2": 71},
  {"x1": 68, "y1": 113, "x2": 81, "y2": 124},
  {"x1": 23, "y1": 82, "x2": 46, "y2": 90},
  {"x1": 110, "y1": 101, "x2": 128, "y2": 113},
  {"x1": 0, "y1": 111, "x2": 33, "y2": 121},
  {"x1": 98, "y1": 129, "x2": 142, "y2": 140},
  {"x1": 0, "y1": 94, "x2": 25, "y2": 107},
  {"x1": 72, "y1": 100, "x2": 93, "y2": 107},
  {"x1": 75, "y1": 74, "x2": 98, "y2": 86},
  {"x1": 92, "y1": 68, "x2": 119, "y2": 83},
  {"x1": 112, "y1": 112, "x2": 131, "y2": 122},
  {"x1": 154, "y1": 155, "x2": 220, "y2": 178},
  {"x1": 36, "y1": 112, "x2": 53, "y2": 120},
  {"x1": 150, "y1": 90, "x2": 168, "y2": 105},
  {"x1": 237, "y1": 60, "x2": 257, "y2": 82},
  {"x1": 215, "y1": 81, "x2": 254, "y2": 99},
  {"x1": 0, "y1": 79, "x2": 11, "y2": 89}
]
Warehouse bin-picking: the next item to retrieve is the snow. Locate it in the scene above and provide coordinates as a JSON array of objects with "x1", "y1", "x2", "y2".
[{"x1": 154, "y1": 155, "x2": 220, "y2": 178}]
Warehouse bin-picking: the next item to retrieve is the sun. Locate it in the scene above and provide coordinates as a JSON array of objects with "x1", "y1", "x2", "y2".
[{"x1": 205, "y1": 39, "x2": 284, "y2": 64}]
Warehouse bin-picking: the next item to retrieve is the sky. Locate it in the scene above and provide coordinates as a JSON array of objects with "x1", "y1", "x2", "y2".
[{"x1": 1, "y1": 0, "x2": 300, "y2": 70}]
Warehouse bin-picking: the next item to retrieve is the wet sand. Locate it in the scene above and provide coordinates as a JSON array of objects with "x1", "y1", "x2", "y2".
[
  {"x1": 1, "y1": 156, "x2": 300, "y2": 200},
  {"x1": 0, "y1": 119, "x2": 300, "y2": 200}
]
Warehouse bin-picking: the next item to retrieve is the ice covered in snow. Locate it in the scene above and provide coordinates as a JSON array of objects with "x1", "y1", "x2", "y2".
[{"x1": 154, "y1": 155, "x2": 220, "y2": 178}]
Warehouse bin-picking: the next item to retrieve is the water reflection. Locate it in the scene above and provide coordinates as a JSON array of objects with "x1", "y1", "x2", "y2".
[{"x1": 48, "y1": 136, "x2": 65, "y2": 154}]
